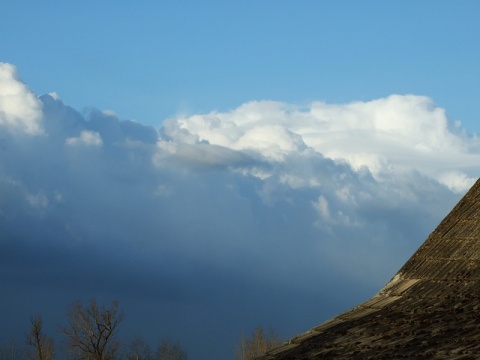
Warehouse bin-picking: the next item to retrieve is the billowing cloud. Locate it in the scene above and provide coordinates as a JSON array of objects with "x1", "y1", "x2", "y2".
[
  {"x1": 162, "y1": 96, "x2": 480, "y2": 192},
  {"x1": 0, "y1": 63, "x2": 43, "y2": 135},
  {"x1": 0, "y1": 63, "x2": 477, "y2": 359}
]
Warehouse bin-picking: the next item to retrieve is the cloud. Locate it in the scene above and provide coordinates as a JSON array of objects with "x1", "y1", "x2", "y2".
[
  {"x1": 164, "y1": 96, "x2": 480, "y2": 192},
  {"x1": 66, "y1": 130, "x2": 103, "y2": 147},
  {"x1": 0, "y1": 63, "x2": 477, "y2": 359},
  {"x1": 0, "y1": 63, "x2": 43, "y2": 135}
]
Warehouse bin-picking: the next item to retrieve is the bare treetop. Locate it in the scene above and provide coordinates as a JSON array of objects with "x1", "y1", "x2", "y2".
[
  {"x1": 25, "y1": 316, "x2": 55, "y2": 360},
  {"x1": 61, "y1": 300, "x2": 123, "y2": 360}
]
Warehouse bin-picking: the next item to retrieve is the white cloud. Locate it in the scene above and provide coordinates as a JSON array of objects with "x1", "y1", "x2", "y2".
[
  {"x1": 0, "y1": 63, "x2": 43, "y2": 135},
  {"x1": 437, "y1": 171, "x2": 474, "y2": 193},
  {"x1": 102, "y1": 109, "x2": 117, "y2": 117},
  {"x1": 48, "y1": 91, "x2": 60, "y2": 100},
  {"x1": 164, "y1": 95, "x2": 480, "y2": 192},
  {"x1": 313, "y1": 195, "x2": 330, "y2": 220},
  {"x1": 65, "y1": 130, "x2": 103, "y2": 147},
  {"x1": 26, "y1": 192, "x2": 49, "y2": 208}
]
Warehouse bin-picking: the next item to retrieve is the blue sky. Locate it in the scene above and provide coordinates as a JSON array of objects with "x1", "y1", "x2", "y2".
[
  {"x1": 3, "y1": 1, "x2": 480, "y2": 129},
  {"x1": 2, "y1": 2, "x2": 480, "y2": 360}
]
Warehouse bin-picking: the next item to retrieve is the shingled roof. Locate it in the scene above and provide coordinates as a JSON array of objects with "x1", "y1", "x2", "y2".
[{"x1": 261, "y1": 178, "x2": 480, "y2": 359}]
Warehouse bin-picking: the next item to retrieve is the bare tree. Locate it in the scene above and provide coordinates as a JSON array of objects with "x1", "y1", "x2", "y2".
[
  {"x1": 0, "y1": 341, "x2": 24, "y2": 360},
  {"x1": 61, "y1": 299, "x2": 123, "y2": 360},
  {"x1": 25, "y1": 316, "x2": 55, "y2": 360},
  {"x1": 154, "y1": 340, "x2": 187, "y2": 360},
  {"x1": 125, "y1": 338, "x2": 151, "y2": 360},
  {"x1": 234, "y1": 326, "x2": 283, "y2": 360}
]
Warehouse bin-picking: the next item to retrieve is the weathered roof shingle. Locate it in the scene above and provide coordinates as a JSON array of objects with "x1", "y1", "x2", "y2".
[{"x1": 261, "y1": 178, "x2": 480, "y2": 359}]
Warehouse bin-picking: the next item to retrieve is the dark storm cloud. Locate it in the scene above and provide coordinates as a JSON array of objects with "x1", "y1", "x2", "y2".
[{"x1": 0, "y1": 63, "x2": 473, "y2": 359}]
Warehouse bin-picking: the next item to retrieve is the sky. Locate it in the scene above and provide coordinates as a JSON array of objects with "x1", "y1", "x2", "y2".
[{"x1": 1, "y1": 1, "x2": 480, "y2": 359}]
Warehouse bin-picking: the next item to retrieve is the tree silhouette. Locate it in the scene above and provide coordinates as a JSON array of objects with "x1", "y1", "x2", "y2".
[
  {"x1": 154, "y1": 340, "x2": 187, "y2": 360},
  {"x1": 25, "y1": 316, "x2": 54, "y2": 360},
  {"x1": 61, "y1": 300, "x2": 123, "y2": 360},
  {"x1": 126, "y1": 338, "x2": 151, "y2": 360},
  {"x1": 234, "y1": 326, "x2": 283, "y2": 360}
]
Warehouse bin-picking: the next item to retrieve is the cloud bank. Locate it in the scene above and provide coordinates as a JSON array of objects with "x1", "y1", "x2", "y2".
[
  {"x1": 163, "y1": 96, "x2": 479, "y2": 192},
  {"x1": 1, "y1": 63, "x2": 478, "y2": 359}
]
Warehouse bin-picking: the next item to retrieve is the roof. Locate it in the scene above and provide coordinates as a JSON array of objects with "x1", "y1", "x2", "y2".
[{"x1": 261, "y1": 178, "x2": 480, "y2": 359}]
